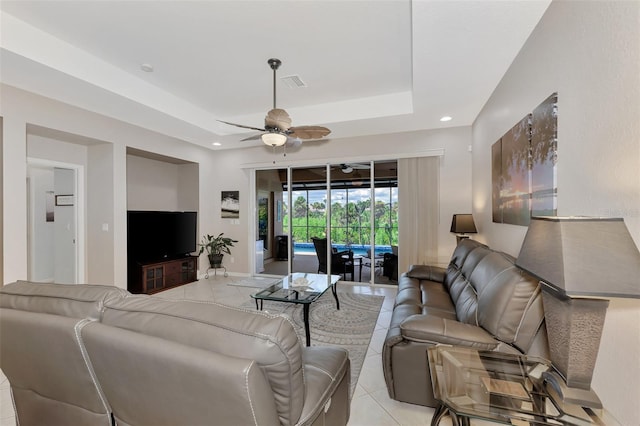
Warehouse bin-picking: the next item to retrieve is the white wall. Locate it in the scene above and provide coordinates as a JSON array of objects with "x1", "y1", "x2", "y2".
[{"x1": 472, "y1": 2, "x2": 640, "y2": 424}]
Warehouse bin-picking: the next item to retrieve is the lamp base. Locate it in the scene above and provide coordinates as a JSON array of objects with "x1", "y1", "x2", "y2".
[
  {"x1": 543, "y1": 370, "x2": 603, "y2": 409},
  {"x1": 455, "y1": 234, "x2": 470, "y2": 244}
]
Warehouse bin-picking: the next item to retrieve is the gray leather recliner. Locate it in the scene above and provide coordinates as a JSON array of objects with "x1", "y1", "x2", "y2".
[
  {"x1": 382, "y1": 239, "x2": 549, "y2": 407},
  {"x1": 0, "y1": 280, "x2": 351, "y2": 426}
]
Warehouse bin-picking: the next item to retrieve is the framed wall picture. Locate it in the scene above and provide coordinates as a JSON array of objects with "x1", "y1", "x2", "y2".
[
  {"x1": 492, "y1": 92, "x2": 558, "y2": 226},
  {"x1": 221, "y1": 191, "x2": 240, "y2": 218}
]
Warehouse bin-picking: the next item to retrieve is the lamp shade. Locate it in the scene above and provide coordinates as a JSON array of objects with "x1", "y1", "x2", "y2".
[
  {"x1": 261, "y1": 132, "x2": 287, "y2": 147},
  {"x1": 450, "y1": 214, "x2": 477, "y2": 234},
  {"x1": 516, "y1": 216, "x2": 640, "y2": 298}
]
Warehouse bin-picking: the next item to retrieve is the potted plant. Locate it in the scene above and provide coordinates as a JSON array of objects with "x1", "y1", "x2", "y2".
[{"x1": 198, "y1": 233, "x2": 238, "y2": 268}]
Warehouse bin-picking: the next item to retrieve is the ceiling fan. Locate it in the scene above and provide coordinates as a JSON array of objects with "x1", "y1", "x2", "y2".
[
  {"x1": 322, "y1": 163, "x2": 370, "y2": 174},
  {"x1": 338, "y1": 163, "x2": 369, "y2": 173},
  {"x1": 218, "y1": 58, "x2": 331, "y2": 148}
]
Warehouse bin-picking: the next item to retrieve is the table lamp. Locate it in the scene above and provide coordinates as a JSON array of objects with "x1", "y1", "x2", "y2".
[
  {"x1": 516, "y1": 216, "x2": 640, "y2": 408},
  {"x1": 450, "y1": 214, "x2": 477, "y2": 243}
]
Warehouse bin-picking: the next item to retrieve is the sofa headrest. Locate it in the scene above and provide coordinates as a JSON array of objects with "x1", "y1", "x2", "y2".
[
  {"x1": 0, "y1": 281, "x2": 128, "y2": 320},
  {"x1": 101, "y1": 295, "x2": 304, "y2": 426},
  {"x1": 450, "y1": 239, "x2": 488, "y2": 270},
  {"x1": 0, "y1": 309, "x2": 112, "y2": 425},
  {"x1": 472, "y1": 253, "x2": 543, "y2": 346}
]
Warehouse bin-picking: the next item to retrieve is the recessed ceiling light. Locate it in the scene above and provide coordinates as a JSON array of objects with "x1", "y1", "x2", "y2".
[
  {"x1": 212, "y1": 142, "x2": 222, "y2": 146},
  {"x1": 440, "y1": 116, "x2": 452, "y2": 122},
  {"x1": 140, "y1": 63, "x2": 154, "y2": 73}
]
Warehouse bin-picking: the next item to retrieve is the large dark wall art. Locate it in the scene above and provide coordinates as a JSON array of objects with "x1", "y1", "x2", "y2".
[{"x1": 492, "y1": 93, "x2": 558, "y2": 226}]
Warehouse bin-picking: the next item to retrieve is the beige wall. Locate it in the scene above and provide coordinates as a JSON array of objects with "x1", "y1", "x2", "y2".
[
  {"x1": 472, "y1": 1, "x2": 640, "y2": 423},
  {"x1": 0, "y1": 117, "x2": 3, "y2": 283},
  {"x1": 0, "y1": 84, "x2": 216, "y2": 286},
  {"x1": 1, "y1": 83, "x2": 473, "y2": 285},
  {"x1": 210, "y1": 126, "x2": 473, "y2": 268},
  {"x1": 126, "y1": 155, "x2": 181, "y2": 211}
]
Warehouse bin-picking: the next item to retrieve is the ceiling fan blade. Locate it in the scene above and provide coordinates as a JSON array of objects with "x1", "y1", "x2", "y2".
[
  {"x1": 217, "y1": 120, "x2": 266, "y2": 132},
  {"x1": 350, "y1": 164, "x2": 371, "y2": 170},
  {"x1": 265, "y1": 108, "x2": 292, "y2": 131},
  {"x1": 240, "y1": 133, "x2": 263, "y2": 141},
  {"x1": 289, "y1": 125, "x2": 331, "y2": 140}
]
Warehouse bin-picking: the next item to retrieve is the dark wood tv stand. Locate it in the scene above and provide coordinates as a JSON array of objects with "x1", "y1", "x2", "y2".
[{"x1": 129, "y1": 255, "x2": 197, "y2": 294}]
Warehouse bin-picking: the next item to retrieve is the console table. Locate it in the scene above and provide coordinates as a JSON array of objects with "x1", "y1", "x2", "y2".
[
  {"x1": 427, "y1": 345, "x2": 608, "y2": 425},
  {"x1": 130, "y1": 255, "x2": 197, "y2": 294}
]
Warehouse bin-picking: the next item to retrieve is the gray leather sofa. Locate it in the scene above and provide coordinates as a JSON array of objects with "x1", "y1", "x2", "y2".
[
  {"x1": 0, "y1": 280, "x2": 350, "y2": 426},
  {"x1": 382, "y1": 239, "x2": 549, "y2": 407}
]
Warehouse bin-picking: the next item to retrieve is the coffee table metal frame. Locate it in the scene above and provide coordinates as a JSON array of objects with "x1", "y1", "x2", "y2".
[
  {"x1": 251, "y1": 273, "x2": 341, "y2": 346},
  {"x1": 427, "y1": 345, "x2": 606, "y2": 426}
]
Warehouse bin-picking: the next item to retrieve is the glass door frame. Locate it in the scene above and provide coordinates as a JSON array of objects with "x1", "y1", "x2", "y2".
[{"x1": 252, "y1": 160, "x2": 387, "y2": 284}]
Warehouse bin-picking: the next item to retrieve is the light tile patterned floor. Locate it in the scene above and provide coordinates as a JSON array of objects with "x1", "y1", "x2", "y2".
[{"x1": 0, "y1": 276, "x2": 440, "y2": 425}]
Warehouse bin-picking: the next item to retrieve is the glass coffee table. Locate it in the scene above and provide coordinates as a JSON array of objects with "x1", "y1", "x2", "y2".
[
  {"x1": 427, "y1": 345, "x2": 608, "y2": 426},
  {"x1": 251, "y1": 273, "x2": 340, "y2": 346}
]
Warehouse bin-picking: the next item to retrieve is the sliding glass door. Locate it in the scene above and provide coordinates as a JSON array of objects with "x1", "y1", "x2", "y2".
[{"x1": 255, "y1": 160, "x2": 398, "y2": 284}]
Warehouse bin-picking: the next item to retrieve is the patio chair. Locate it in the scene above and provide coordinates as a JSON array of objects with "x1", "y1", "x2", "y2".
[
  {"x1": 311, "y1": 238, "x2": 355, "y2": 281},
  {"x1": 362, "y1": 249, "x2": 385, "y2": 278},
  {"x1": 383, "y1": 245, "x2": 398, "y2": 281}
]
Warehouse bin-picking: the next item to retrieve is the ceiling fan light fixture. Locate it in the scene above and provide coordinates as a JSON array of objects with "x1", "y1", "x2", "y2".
[{"x1": 262, "y1": 132, "x2": 287, "y2": 147}]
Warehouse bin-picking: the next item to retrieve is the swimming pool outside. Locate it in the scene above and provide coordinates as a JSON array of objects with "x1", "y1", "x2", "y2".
[{"x1": 294, "y1": 242, "x2": 392, "y2": 257}]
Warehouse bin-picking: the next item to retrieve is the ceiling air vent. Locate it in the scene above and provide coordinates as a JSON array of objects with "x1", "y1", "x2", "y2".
[{"x1": 281, "y1": 75, "x2": 307, "y2": 88}]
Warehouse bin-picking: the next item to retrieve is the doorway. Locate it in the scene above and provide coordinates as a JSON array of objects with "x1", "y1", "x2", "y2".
[{"x1": 26, "y1": 159, "x2": 84, "y2": 284}]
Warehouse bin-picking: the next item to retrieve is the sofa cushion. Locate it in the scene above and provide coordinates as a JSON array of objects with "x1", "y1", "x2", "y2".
[
  {"x1": 400, "y1": 315, "x2": 499, "y2": 350},
  {"x1": 0, "y1": 281, "x2": 128, "y2": 320},
  {"x1": 101, "y1": 295, "x2": 304, "y2": 426}
]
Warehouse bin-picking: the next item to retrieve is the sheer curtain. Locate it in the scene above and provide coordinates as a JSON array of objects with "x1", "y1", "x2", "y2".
[{"x1": 397, "y1": 156, "x2": 439, "y2": 274}]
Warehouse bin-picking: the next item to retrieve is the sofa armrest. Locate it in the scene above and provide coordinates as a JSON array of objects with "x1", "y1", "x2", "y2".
[
  {"x1": 298, "y1": 346, "x2": 350, "y2": 426},
  {"x1": 400, "y1": 315, "x2": 499, "y2": 350},
  {"x1": 406, "y1": 265, "x2": 446, "y2": 282}
]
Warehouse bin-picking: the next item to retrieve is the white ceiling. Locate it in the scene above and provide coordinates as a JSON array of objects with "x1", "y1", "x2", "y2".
[{"x1": 0, "y1": 0, "x2": 551, "y2": 150}]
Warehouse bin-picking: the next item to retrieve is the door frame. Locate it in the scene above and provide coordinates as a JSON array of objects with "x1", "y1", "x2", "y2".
[{"x1": 26, "y1": 158, "x2": 85, "y2": 283}]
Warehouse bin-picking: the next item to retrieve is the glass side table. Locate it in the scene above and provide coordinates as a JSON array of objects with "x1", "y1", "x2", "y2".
[{"x1": 427, "y1": 345, "x2": 609, "y2": 426}]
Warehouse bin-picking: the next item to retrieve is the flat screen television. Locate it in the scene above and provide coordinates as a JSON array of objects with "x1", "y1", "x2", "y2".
[{"x1": 127, "y1": 210, "x2": 197, "y2": 262}]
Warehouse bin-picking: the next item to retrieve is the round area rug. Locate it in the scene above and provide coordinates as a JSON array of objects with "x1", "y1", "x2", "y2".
[{"x1": 286, "y1": 292, "x2": 382, "y2": 346}]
